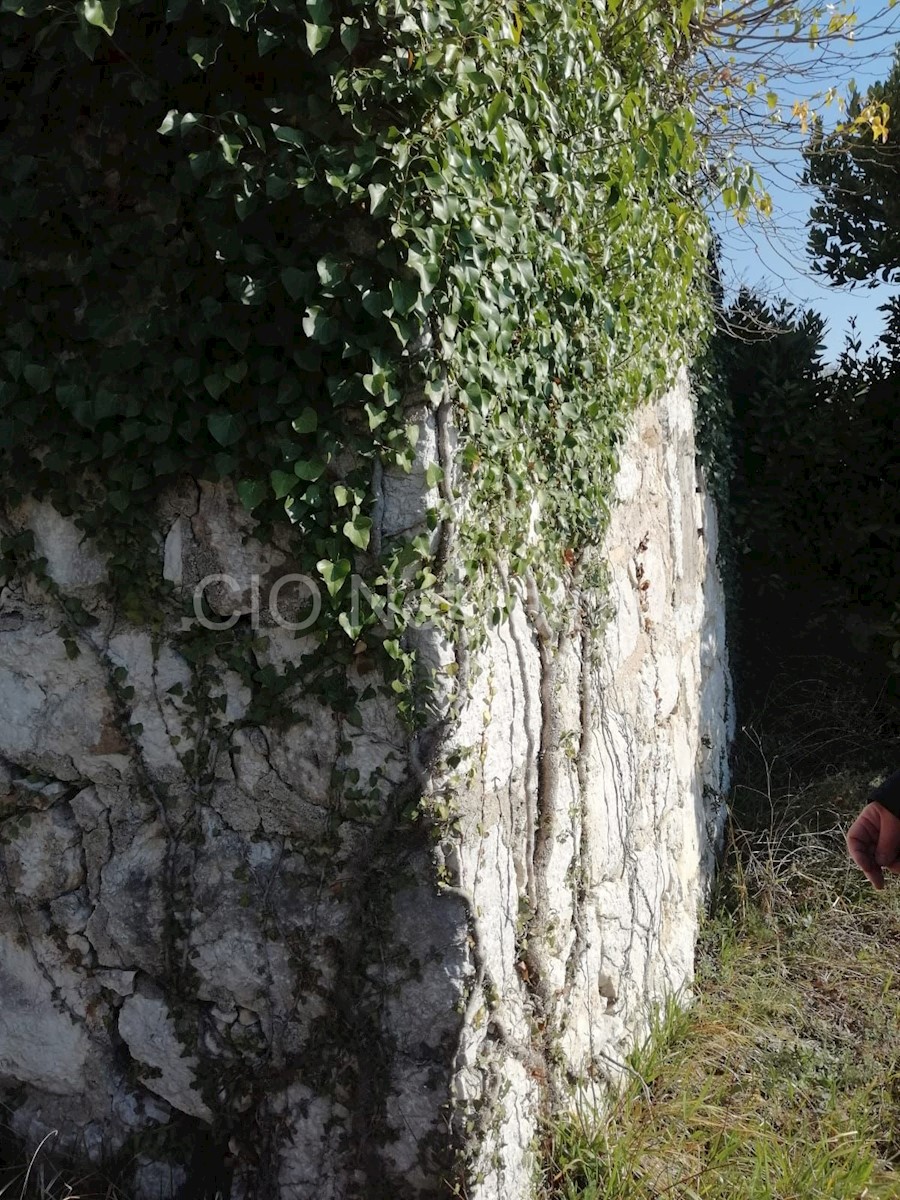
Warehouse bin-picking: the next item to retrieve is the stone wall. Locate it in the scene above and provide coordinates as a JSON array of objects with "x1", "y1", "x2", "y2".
[{"x1": 0, "y1": 370, "x2": 732, "y2": 1197}]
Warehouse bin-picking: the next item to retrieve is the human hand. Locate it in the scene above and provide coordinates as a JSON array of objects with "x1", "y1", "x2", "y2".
[{"x1": 847, "y1": 802, "x2": 900, "y2": 890}]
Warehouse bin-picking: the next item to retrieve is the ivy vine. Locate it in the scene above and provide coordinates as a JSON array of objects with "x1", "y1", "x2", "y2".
[{"x1": 0, "y1": 0, "x2": 711, "y2": 695}]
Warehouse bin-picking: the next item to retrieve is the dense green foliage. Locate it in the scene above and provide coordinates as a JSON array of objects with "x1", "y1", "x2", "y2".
[
  {"x1": 805, "y1": 48, "x2": 900, "y2": 285},
  {"x1": 715, "y1": 294, "x2": 829, "y2": 583},
  {"x1": 698, "y1": 287, "x2": 900, "y2": 704},
  {"x1": 0, "y1": 0, "x2": 710, "y2": 652}
]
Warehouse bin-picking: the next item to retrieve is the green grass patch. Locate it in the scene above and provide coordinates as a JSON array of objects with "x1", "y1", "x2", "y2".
[{"x1": 541, "y1": 763, "x2": 900, "y2": 1200}]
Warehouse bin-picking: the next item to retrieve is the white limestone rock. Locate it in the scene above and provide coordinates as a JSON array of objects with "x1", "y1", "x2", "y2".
[
  {"x1": 167, "y1": 480, "x2": 288, "y2": 617},
  {"x1": 118, "y1": 988, "x2": 213, "y2": 1123},
  {"x1": 0, "y1": 938, "x2": 91, "y2": 1094},
  {"x1": 19, "y1": 499, "x2": 108, "y2": 591},
  {"x1": 1, "y1": 804, "x2": 84, "y2": 901}
]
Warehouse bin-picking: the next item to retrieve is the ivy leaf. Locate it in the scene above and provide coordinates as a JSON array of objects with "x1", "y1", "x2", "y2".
[
  {"x1": 364, "y1": 402, "x2": 388, "y2": 430},
  {"x1": 316, "y1": 256, "x2": 344, "y2": 287},
  {"x1": 277, "y1": 376, "x2": 301, "y2": 406},
  {"x1": 207, "y1": 412, "x2": 243, "y2": 446},
  {"x1": 120, "y1": 419, "x2": 146, "y2": 444},
  {"x1": 56, "y1": 383, "x2": 85, "y2": 410},
  {"x1": 0, "y1": 260, "x2": 19, "y2": 290},
  {"x1": 362, "y1": 289, "x2": 390, "y2": 318},
  {"x1": 73, "y1": 19, "x2": 102, "y2": 58},
  {"x1": 293, "y1": 345, "x2": 320, "y2": 371},
  {"x1": 302, "y1": 307, "x2": 339, "y2": 343},
  {"x1": 340, "y1": 20, "x2": 359, "y2": 51},
  {"x1": 305, "y1": 20, "x2": 333, "y2": 54},
  {"x1": 3, "y1": 352, "x2": 24, "y2": 380},
  {"x1": 237, "y1": 479, "x2": 268, "y2": 512},
  {"x1": 292, "y1": 407, "x2": 318, "y2": 434},
  {"x1": 222, "y1": 0, "x2": 260, "y2": 28},
  {"x1": 368, "y1": 183, "x2": 391, "y2": 216},
  {"x1": 213, "y1": 452, "x2": 236, "y2": 477},
  {"x1": 173, "y1": 358, "x2": 199, "y2": 385},
  {"x1": 204, "y1": 374, "x2": 230, "y2": 400},
  {"x1": 338, "y1": 611, "x2": 363, "y2": 641},
  {"x1": 407, "y1": 248, "x2": 441, "y2": 296},
  {"x1": 81, "y1": 0, "x2": 119, "y2": 34},
  {"x1": 223, "y1": 361, "x2": 248, "y2": 383},
  {"x1": 219, "y1": 133, "x2": 243, "y2": 165},
  {"x1": 265, "y1": 174, "x2": 292, "y2": 200},
  {"x1": 23, "y1": 364, "x2": 52, "y2": 393},
  {"x1": 270, "y1": 470, "x2": 296, "y2": 500},
  {"x1": 294, "y1": 458, "x2": 325, "y2": 481},
  {"x1": 390, "y1": 278, "x2": 420, "y2": 316},
  {"x1": 94, "y1": 392, "x2": 120, "y2": 421},
  {"x1": 273, "y1": 125, "x2": 305, "y2": 146},
  {"x1": 158, "y1": 110, "x2": 179, "y2": 135},
  {"x1": 425, "y1": 463, "x2": 444, "y2": 488},
  {"x1": 258, "y1": 27, "x2": 283, "y2": 54},
  {"x1": 281, "y1": 267, "x2": 314, "y2": 301},
  {"x1": 316, "y1": 557, "x2": 351, "y2": 598},
  {"x1": 343, "y1": 515, "x2": 372, "y2": 550},
  {"x1": 5, "y1": 321, "x2": 32, "y2": 348}
]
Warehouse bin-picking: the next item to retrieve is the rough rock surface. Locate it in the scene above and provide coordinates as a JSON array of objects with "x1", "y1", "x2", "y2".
[{"x1": 0, "y1": 371, "x2": 732, "y2": 1197}]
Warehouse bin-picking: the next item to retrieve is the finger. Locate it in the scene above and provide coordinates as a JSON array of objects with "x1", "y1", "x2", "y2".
[
  {"x1": 848, "y1": 832, "x2": 885, "y2": 890},
  {"x1": 875, "y1": 820, "x2": 900, "y2": 870},
  {"x1": 849, "y1": 850, "x2": 883, "y2": 889},
  {"x1": 860, "y1": 860, "x2": 885, "y2": 889},
  {"x1": 863, "y1": 863, "x2": 885, "y2": 889}
]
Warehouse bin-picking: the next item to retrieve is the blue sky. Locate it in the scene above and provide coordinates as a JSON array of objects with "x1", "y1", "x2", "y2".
[{"x1": 713, "y1": 7, "x2": 900, "y2": 362}]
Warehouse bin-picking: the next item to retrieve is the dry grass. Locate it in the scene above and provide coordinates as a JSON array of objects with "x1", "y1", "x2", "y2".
[
  {"x1": 541, "y1": 664, "x2": 900, "y2": 1200},
  {"x1": 0, "y1": 1126, "x2": 126, "y2": 1200}
]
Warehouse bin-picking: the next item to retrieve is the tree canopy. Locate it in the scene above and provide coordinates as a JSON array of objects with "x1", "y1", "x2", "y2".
[{"x1": 805, "y1": 49, "x2": 900, "y2": 285}]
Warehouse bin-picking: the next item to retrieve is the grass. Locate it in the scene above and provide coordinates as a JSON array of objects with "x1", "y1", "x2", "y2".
[
  {"x1": 540, "y1": 668, "x2": 900, "y2": 1200},
  {"x1": 0, "y1": 1120, "x2": 128, "y2": 1200}
]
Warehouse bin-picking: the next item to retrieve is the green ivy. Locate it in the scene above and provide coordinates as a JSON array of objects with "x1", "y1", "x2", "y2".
[{"x1": 0, "y1": 0, "x2": 710, "y2": 672}]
